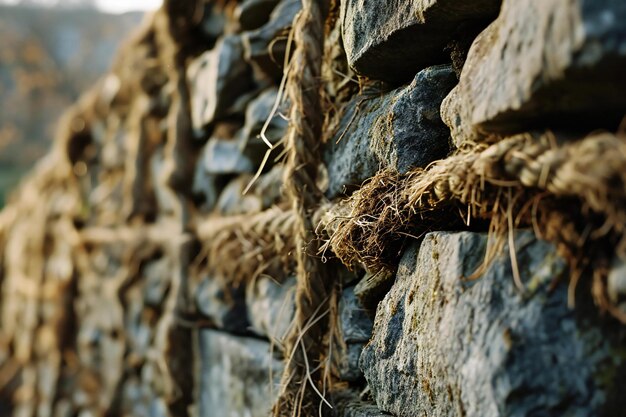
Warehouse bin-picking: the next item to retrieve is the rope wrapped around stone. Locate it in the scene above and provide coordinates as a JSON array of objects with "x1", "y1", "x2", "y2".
[
  {"x1": 272, "y1": 0, "x2": 335, "y2": 415},
  {"x1": 325, "y1": 131, "x2": 626, "y2": 319}
]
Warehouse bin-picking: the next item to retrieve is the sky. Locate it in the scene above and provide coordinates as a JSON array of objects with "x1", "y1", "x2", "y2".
[
  {"x1": 0, "y1": 0, "x2": 162, "y2": 13},
  {"x1": 96, "y1": 0, "x2": 161, "y2": 14}
]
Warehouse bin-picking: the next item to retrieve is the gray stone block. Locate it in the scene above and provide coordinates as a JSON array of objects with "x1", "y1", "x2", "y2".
[
  {"x1": 324, "y1": 66, "x2": 456, "y2": 198},
  {"x1": 242, "y1": 87, "x2": 289, "y2": 145},
  {"x1": 246, "y1": 276, "x2": 296, "y2": 343},
  {"x1": 442, "y1": 0, "x2": 626, "y2": 146},
  {"x1": 196, "y1": 276, "x2": 249, "y2": 333},
  {"x1": 198, "y1": 330, "x2": 283, "y2": 417},
  {"x1": 338, "y1": 343, "x2": 365, "y2": 382},
  {"x1": 187, "y1": 35, "x2": 253, "y2": 135},
  {"x1": 340, "y1": 287, "x2": 373, "y2": 343},
  {"x1": 331, "y1": 390, "x2": 391, "y2": 417},
  {"x1": 237, "y1": 0, "x2": 281, "y2": 30},
  {"x1": 361, "y1": 231, "x2": 626, "y2": 417},
  {"x1": 200, "y1": 137, "x2": 255, "y2": 175},
  {"x1": 341, "y1": 0, "x2": 501, "y2": 82},
  {"x1": 242, "y1": 0, "x2": 301, "y2": 80}
]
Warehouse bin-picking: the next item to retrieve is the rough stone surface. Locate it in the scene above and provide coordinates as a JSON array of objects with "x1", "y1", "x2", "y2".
[
  {"x1": 340, "y1": 0, "x2": 501, "y2": 83},
  {"x1": 199, "y1": 330, "x2": 283, "y2": 417},
  {"x1": 242, "y1": 87, "x2": 289, "y2": 144},
  {"x1": 361, "y1": 231, "x2": 626, "y2": 417},
  {"x1": 188, "y1": 35, "x2": 253, "y2": 135},
  {"x1": 196, "y1": 276, "x2": 249, "y2": 333},
  {"x1": 442, "y1": 0, "x2": 626, "y2": 146},
  {"x1": 242, "y1": 0, "x2": 301, "y2": 80},
  {"x1": 353, "y1": 270, "x2": 395, "y2": 316},
  {"x1": 200, "y1": 137, "x2": 255, "y2": 175},
  {"x1": 332, "y1": 390, "x2": 391, "y2": 417},
  {"x1": 324, "y1": 65, "x2": 456, "y2": 198},
  {"x1": 191, "y1": 160, "x2": 219, "y2": 212},
  {"x1": 338, "y1": 343, "x2": 365, "y2": 382},
  {"x1": 237, "y1": 0, "x2": 281, "y2": 30},
  {"x1": 340, "y1": 287, "x2": 373, "y2": 343},
  {"x1": 608, "y1": 258, "x2": 626, "y2": 314},
  {"x1": 215, "y1": 165, "x2": 283, "y2": 215},
  {"x1": 216, "y1": 175, "x2": 263, "y2": 215},
  {"x1": 246, "y1": 276, "x2": 296, "y2": 343}
]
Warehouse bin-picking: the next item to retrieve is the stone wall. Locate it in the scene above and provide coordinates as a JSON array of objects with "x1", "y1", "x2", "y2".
[{"x1": 1, "y1": 0, "x2": 626, "y2": 416}]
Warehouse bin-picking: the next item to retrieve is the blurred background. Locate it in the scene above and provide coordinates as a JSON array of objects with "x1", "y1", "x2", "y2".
[{"x1": 0, "y1": 0, "x2": 161, "y2": 205}]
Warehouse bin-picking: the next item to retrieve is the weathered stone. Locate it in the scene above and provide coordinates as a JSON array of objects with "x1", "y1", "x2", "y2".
[
  {"x1": 442, "y1": 0, "x2": 626, "y2": 146},
  {"x1": 242, "y1": 0, "x2": 301, "y2": 80},
  {"x1": 353, "y1": 270, "x2": 395, "y2": 317},
  {"x1": 324, "y1": 66, "x2": 456, "y2": 198},
  {"x1": 341, "y1": 402, "x2": 391, "y2": 417},
  {"x1": 198, "y1": 330, "x2": 283, "y2": 417},
  {"x1": 196, "y1": 276, "x2": 249, "y2": 333},
  {"x1": 361, "y1": 231, "x2": 626, "y2": 417},
  {"x1": 242, "y1": 87, "x2": 289, "y2": 144},
  {"x1": 340, "y1": 287, "x2": 373, "y2": 343},
  {"x1": 246, "y1": 276, "x2": 295, "y2": 343},
  {"x1": 341, "y1": 0, "x2": 501, "y2": 83},
  {"x1": 187, "y1": 35, "x2": 253, "y2": 135},
  {"x1": 191, "y1": 158, "x2": 219, "y2": 212},
  {"x1": 608, "y1": 258, "x2": 626, "y2": 314},
  {"x1": 200, "y1": 137, "x2": 255, "y2": 175},
  {"x1": 216, "y1": 175, "x2": 263, "y2": 215},
  {"x1": 199, "y1": 3, "x2": 226, "y2": 42},
  {"x1": 142, "y1": 257, "x2": 171, "y2": 307},
  {"x1": 216, "y1": 165, "x2": 283, "y2": 215},
  {"x1": 237, "y1": 0, "x2": 281, "y2": 31},
  {"x1": 332, "y1": 390, "x2": 391, "y2": 417},
  {"x1": 339, "y1": 343, "x2": 365, "y2": 382}
]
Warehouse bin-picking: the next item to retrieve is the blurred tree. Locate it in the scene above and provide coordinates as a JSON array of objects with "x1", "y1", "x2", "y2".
[
  {"x1": 17, "y1": 0, "x2": 97, "y2": 8},
  {"x1": 0, "y1": 3, "x2": 142, "y2": 205}
]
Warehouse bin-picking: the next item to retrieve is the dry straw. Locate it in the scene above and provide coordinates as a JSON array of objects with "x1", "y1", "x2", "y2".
[
  {"x1": 271, "y1": 0, "x2": 338, "y2": 415},
  {"x1": 323, "y1": 130, "x2": 626, "y2": 320}
]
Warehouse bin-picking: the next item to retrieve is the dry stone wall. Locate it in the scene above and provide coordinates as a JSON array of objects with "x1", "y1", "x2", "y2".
[{"x1": 1, "y1": 0, "x2": 626, "y2": 416}]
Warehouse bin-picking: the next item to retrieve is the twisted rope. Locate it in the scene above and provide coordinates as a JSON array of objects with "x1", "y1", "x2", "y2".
[
  {"x1": 326, "y1": 131, "x2": 626, "y2": 319},
  {"x1": 193, "y1": 206, "x2": 296, "y2": 288},
  {"x1": 273, "y1": 0, "x2": 335, "y2": 415}
]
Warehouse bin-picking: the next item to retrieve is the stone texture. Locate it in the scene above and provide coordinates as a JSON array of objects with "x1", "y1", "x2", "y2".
[
  {"x1": 324, "y1": 65, "x2": 456, "y2": 198},
  {"x1": 608, "y1": 258, "x2": 626, "y2": 314},
  {"x1": 361, "y1": 231, "x2": 626, "y2": 417},
  {"x1": 196, "y1": 276, "x2": 249, "y2": 333},
  {"x1": 237, "y1": 0, "x2": 281, "y2": 31},
  {"x1": 340, "y1": 287, "x2": 373, "y2": 343},
  {"x1": 246, "y1": 276, "x2": 296, "y2": 343},
  {"x1": 242, "y1": 87, "x2": 289, "y2": 144},
  {"x1": 191, "y1": 159, "x2": 219, "y2": 212},
  {"x1": 332, "y1": 390, "x2": 391, "y2": 417},
  {"x1": 442, "y1": 0, "x2": 626, "y2": 146},
  {"x1": 242, "y1": 0, "x2": 301, "y2": 80},
  {"x1": 142, "y1": 257, "x2": 171, "y2": 308},
  {"x1": 187, "y1": 35, "x2": 253, "y2": 135},
  {"x1": 216, "y1": 165, "x2": 284, "y2": 215},
  {"x1": 199, "y1": 5, "x2": 226, "y2": 42},
  {"x1": 216, "y1": 175, "x2": 264, "y2": 215},
  {"x1": 341, "y1": 403, "x2": 390, "y2": 417},
  {"x1": 340, "y1": 0, "x2": 501, "y2": 83},
  {"x1": 198, "y1": 330, "x2": 283, "y2": 417},
  {"x1": 200, "y1": 137, "x2": 255, "y2": 175},
  {"x1": 353, "y1": 270, "x2": 395, "y2": 316},
  {"x1": 338, "y1": 343, "x2": 365, "y2": 382}
]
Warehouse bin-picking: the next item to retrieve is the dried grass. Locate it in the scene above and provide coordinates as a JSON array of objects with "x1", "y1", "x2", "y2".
[{"x1": 323, "y1": 131, "x2": 626, "y2": 320}]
